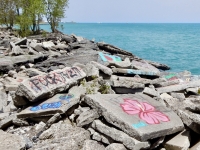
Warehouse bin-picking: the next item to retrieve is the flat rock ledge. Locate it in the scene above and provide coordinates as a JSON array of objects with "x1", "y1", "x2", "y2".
[{"x1": 0, "y1": 29, "x2": 199, "y2": 150}]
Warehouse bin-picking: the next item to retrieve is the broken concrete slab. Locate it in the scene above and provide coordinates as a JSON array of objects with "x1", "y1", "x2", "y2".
[
  {"x1": 15, "y1": 37, "x2": 27, "y2": 46},
  {"x1": 17, "y1": 93, "x2": 79, "y2": 118},
  {"x1": 76, "y1": 110, "x2": 99, "y2": 127},
  {"x1": 158, "y1": 79, "x2": 180, "y2": 87},
  {"x1": 42, "y1": 41, "x2": 55, "y2": 48},
  {"x1": 111, "y1": 76, "x2": 145, "y2": 89},
  {"x1": 132, "y1": 60, "x2": 160, "y2": 74},
  {"x1": 82, "y1": 140, "x2": 105, "y2": 150},
  {"x1": 186, "y1": 87, "x2": 199, "y2": 95},
  {"x1": 84, "y1": 94, "x2": 184, "y2": 141},
  {"x1": 112, "y1": 68, "x2": 160, "y2": 76},
  {"x1": 108, "y1": 58, "x2": 132, "y2": 68},
  {"x1": 164, "y1": 130, "x2": 190, "y2": 150},
  {"x1": 91, "y1": 61, "x2": 113, "y2": 76},
  {"x1": 92, "y1": 131, "x2": 113, "y2": 145},
  {"x1": 0, "y1": 114, "x2": 16, "y2": 129},
  {"x1": 143, "y1": 87, "x2": 160, "y2": 98},
  {"x1": 170, "y1": 92, "x2": 185, "y2": 101},
  {"x1": 0, "y1": 130, "x2": 26, "y2": 150},
  {"x1": 16, "y1": 66, "x2": 86, "y2": 102},
  {"x1": 84, "y1": 63, "x2": 99, "y2": 78},
  {"x1": 164, "y1": 98, "x2": 200, "y2": 134},
  {"x1": 157, "y1": 80, "x2": 200, "y2": 93},
  {"x1": 92, "y1": 120, "x2": 150, "y2": 150},
  {"x1": 105, "y1": 143, "x2": 127, "y2": 150}
]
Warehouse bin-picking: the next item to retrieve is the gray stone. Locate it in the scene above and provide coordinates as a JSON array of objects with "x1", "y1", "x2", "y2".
[
  {"x1": 82, "y1": 140, "x2": 105, "y2": 150},
  {"x1": 10, "y1": 91, "x2": 28, "y2": 106},
  {"x1": 165, "y1": 98, "x2": 200, "y2": 134},
  {"x1": 76, "y1": 109, "x2": 99, "y2": 127},
  {"x1": 156, "y1": 80, "x2": 200, "y2": 93},
  {"x1": 91, "y1": 61, "x2": 113, "y2": 76},
  {"x1": 42, "y1": 41, "x2": 55, "y2": 48},
  {"x1": 12, "y1": 118, "x2": 29, "y2": 126},
  {"x1": 158, "y1": 79, "x2": 180, "y2": 87},
  {"x1": 33, "y1": 120, "x2": 90, "y2": 150},
  {"x1": 92, "y1": 131, "x2": 113, "y2": 145},
  {"x1": 16, "y1": 66, "x2": 86, "y2": 102},
  {"x1": 143, "y1": 87, "x2": 160, "y2": 97},
  {"x1": 160, "y1": 93, "x2": 173, "y2": 100},
  {"x1": 131, "y1": 60, "x2": 160, "y2": 74},
  {"x1": 170, "y1": 92, "x2": 185, "y2": 101},
  {"x1": 84, "y1": 63, "x2": 99, "y2": 78},
  {"x1": 164, "y1": 130, "x2": 190, "y2": 150},
  {"x1": 0, "y1": 90, "x2": 7, "y2": 112},
  {"x1": 0, "y1": 112, "x2": 9, "y2": 121},
  {"x1": 17, "y1": 93, "x2": 79, "y2": 118},
  {"x1": 84, "y1": 94, "x2": 184, "y2": 141},
  {"x1": 151, "y1": 78, "x2": 167, "y2": 85},
  {"x1": 111, "y1": 75, "x2": 145, "y2": 89},
  {"x1": 0, "y1": 130, "x2": 26, "y2": 150},
  {"x1": 105, "y1": 143, "x2": 127, "y2": 150},
  {"x1": 0, "y1": 114, "x2": 16, "y2": 129},
  {"x1": 92, "y1": 120, "x2": 150, "y2": 150}
]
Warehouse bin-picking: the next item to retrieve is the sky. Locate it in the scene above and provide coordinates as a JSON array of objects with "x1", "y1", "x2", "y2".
[{"x1": 64, "y1": 0, "x2": 200, "y2": 23}]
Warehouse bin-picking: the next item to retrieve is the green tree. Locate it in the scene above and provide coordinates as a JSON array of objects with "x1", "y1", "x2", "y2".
[
  {"x1": 0, "y1": 0, "x2": 17, "y2": 29},
  {"x1": 44, "y1": 0, "x2": 68, "y2": 32}
]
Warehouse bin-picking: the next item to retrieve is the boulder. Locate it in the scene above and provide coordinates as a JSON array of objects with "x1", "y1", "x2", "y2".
[
  {"x1": 16, "y1": 66, "x2": 86, "y2": 102},
  {"x1": 84, "y1": 93, "x2": 184, "y2": 141}
]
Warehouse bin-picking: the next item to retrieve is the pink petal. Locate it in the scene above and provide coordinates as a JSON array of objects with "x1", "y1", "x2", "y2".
[
  {"x1": 123, "y1": 99, "x2": 143, "y2": 110},
  {"x1": 139, "y1": 111, "x2": 170, "y2": 124},
  {"x1": 142, "y1": 102, "x2": 155, "y2": 112},
  {"x1": 120, "y1": 103, "x2": 141, "y2": 115}
]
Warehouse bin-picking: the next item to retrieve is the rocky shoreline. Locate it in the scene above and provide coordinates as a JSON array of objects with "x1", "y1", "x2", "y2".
[{"x1": 0, "y1": 29, "x2": 200, "y2": 150}]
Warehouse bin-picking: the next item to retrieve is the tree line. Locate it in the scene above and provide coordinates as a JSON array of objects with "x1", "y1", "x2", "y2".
[{"x1": 0, "y1": 0, "x2": 68, "y2": 36}]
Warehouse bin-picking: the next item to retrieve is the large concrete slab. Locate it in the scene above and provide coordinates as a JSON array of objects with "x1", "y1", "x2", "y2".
[
  {"x1": 16, "y1": 66, "x2": 86, "y2": 102},
  {"x1": 156, "y1": 80, "x2": 200, "y2": 93},
  {"x1": 84, "y1": 93, "x2": 184, "y2": 141},
  {"x1": 17, "y1": 93, "x2": 79, "y2": 118}
]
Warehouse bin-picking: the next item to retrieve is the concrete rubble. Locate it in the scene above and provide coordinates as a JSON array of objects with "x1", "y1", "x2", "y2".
[{"x1": 0, "y1": 29, "x2": 199, "y2": 149}]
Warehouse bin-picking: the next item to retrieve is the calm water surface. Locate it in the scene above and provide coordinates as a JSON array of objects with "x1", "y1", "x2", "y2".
[{"x1": 41, "y1": 23, "x2": 200, "y2": 75}]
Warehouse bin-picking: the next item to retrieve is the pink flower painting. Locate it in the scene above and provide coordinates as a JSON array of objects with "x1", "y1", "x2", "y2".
[{"x1": 120, "y1": 98, "x2": 170, "y2": 124}]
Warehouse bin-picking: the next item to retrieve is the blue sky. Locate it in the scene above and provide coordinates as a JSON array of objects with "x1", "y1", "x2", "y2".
[{"x1": 64, "y1": 0, "x2": 200, "y2": 23}]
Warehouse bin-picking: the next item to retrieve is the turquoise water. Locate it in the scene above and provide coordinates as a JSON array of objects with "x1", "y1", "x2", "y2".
[{"x1": 41, "y1": 23, "x2": 200, "y2": 75}]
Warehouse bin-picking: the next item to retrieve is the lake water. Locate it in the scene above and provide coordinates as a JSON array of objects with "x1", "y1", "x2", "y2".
[{"x1": 41, "y1": 23, "x2": 200, "y2": 75}]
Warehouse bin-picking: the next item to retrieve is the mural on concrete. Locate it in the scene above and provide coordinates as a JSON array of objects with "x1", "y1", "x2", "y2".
[
  {"x1": 30, "y1": 94, "x2": 74, "y2": 111},
  {"x1": 120, "y1": 98, "x2": 170, "y2": 125},
  {"x1": 99, "y1": 52, "x2": 122, "y2": 62},
  {"x1": 164, "y1": 73, "x2": 178, "y2": 81},
  {"x1": 29, "y1": 67, "x2": 83, "y2": 93}
]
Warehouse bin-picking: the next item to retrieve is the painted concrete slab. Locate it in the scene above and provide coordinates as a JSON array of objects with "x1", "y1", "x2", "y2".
[
  {"x1": 84, "y1": 93, "x2": 184, "y2": 141},
  {"x1": 99, "y1": 52, "x2": 122, "y2": 62},
  {"x1": 156, "y1": 80, "x2": 200, "y2": 93},
  {"x1": 16, "y1": 66, "x2": 86, "y2": 102},
  {"x1": 112, "y1": 68, "x2": 160, "y2": 76},
  {"x1": 132, "y1": 60, "x2": 160, "y2": 74},
  {"x1": 17, "y1": 93, "x2": 78, "y2": 118}
]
